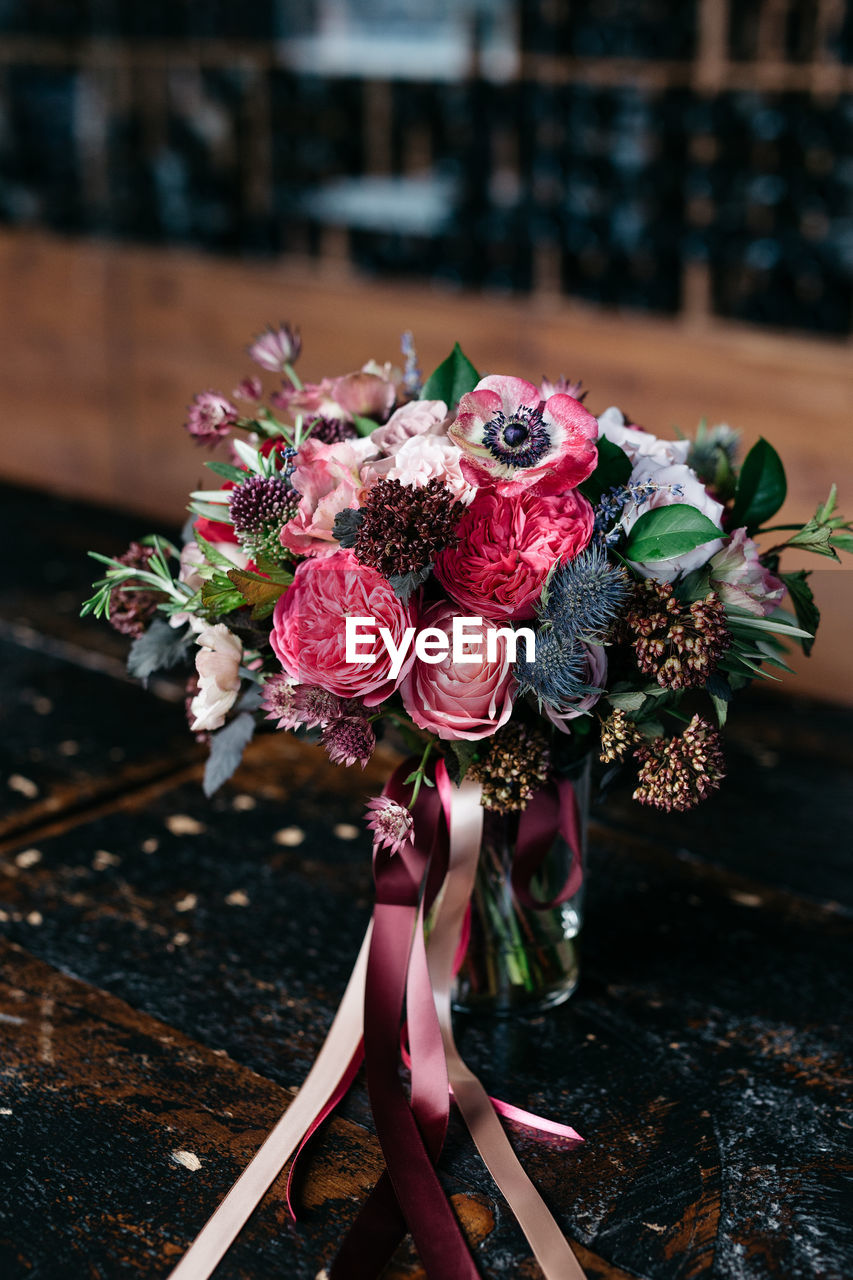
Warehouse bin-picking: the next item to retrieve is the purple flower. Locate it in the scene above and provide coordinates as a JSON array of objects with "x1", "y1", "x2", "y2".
[
  {"x1": 248, "y1": 324, "x2": 301, "y2": 373},
  {"x1": 233, "y1": 376, "x2": 263, "y2": 403},
  {"x1": 365, "y1": 796, "x2": 414, "y2": 855},
  {"x1": 185, "y1": 392, "x2": 238, "y2": 446}
]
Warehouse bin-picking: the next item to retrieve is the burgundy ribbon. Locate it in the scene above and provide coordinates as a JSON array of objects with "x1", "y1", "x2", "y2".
[{"x1": 513, "y1": 776, "x2": 584, "y2": 909}]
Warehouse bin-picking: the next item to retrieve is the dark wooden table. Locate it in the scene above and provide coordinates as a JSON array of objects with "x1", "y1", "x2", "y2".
[{"x1": 2, "y1": 481, "x2": 851, "y2": 1280}]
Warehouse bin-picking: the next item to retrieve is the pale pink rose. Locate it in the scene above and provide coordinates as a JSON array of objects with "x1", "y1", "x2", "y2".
[
  {"x1": 544, "y1": 644, "x2": 607, "y2": 733},
  {"x1": 597, "y1": 406, "x2": 690, "y2": 467},
  {"x1": 270, "y1": 549, "x2": 415, "y2": 706},
  {"x1": 449, "y1": 374, "x2": 598, "y2": 493},
  {"x1": 370, "y1": 398, "x2": 448, "y2": 453},
  {"x1": 189, "y1": 624, "x2": 243, "y2": 732},
  {"x1": 399, "y1": 600, "x2": 516, "y2": 741},
  {"x1": 361, "y1": 434, "x2": 476, "y2": 504},
  {"x1": 435, "y1": 485, "x2": 594, "y2": 621},
  {"x1": 709, "y1": 528, "x2": 786, "y2": 616},
  {"x1": 281, "y1": 437, "x2": 378, "y2": 557},
  {"x1": 621, "y1": 458, "x2": 725, "y2": 581}
]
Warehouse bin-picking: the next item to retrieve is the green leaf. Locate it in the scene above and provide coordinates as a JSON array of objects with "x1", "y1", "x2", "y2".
[
  {"x1": 205, "y1": 460, "x2": 247, "y2": 483},
  {"x1": 444, "y1": 740, "x2": 481, "y2": 785},
  {"x1": 194, "y1": 534, "x2": 239, "y2": 571},
  {"x1": 421, "y1": 342, "x2": 480, "y2": 407},
  {"x1": 579, "y1": 437, "x2": 632, "y2": 506},
  {"x1": 201, "y1": 575, "x2": 246, "y2": 614},
  {"x1": 731, "y1": 437, "x2": 787, "y2": 529},
  {"x1": 227, "y1": 568, "x2": 289, "y2": 613},
  {"x1": 189, "y1": 500, "x2": 234, "y2": 525},
  {"x1": 625, "y1": 504, "x2": 722, "y2": 563},
  {"x1": 780, "y1": 570, "x2": 819, "y2": 656},
  {"x1": 607, "y1": 689, "x2": 647, "y2": 712},
  {"x1": 352, "y1": 414, "x2": 381, "y2": 437}
]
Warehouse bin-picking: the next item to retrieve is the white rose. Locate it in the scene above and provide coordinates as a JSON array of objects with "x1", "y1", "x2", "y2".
[
  {"x1": 597, "y1": 406, "x2": 690, "y2": 467},
  {"x1": 621, "y1": 458, "x2": 725, "y2": 581},
  {"x1": 190, "y1": 624, "x2": 243, "y2": 732}
]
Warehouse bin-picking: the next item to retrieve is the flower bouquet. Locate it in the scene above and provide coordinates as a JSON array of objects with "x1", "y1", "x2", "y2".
[{"x1": 84, "y1": 325, "x2": 851, "y2": 1280}]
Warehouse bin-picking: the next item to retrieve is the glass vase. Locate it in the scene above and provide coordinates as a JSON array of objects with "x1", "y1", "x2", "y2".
[{"x1": 453, "y1": 762, "x2": 590, "y2": 1017}]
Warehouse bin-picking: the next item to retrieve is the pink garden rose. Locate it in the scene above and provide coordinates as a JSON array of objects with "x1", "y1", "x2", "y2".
[
  {"x1": 370, "y1": 398, "x2": 448, "y2": 453},
  {"x1": 399, "y1": 600, "x2": 516, "y2": 741},
  {"x1": 281, "y1": 437, "x2": 378, "y2": 557},
  {"x1": 709, "y1": 528, "x2": 785, "y2": 616},
  {"x1": 448, "y1": 374, "x2": 598, "y2": 492},
  {"x1": 434, "y1": 485, "x2": 595, "y2": 621},
  {"x1": 270, "y1": 549, "x2": 415, "y2": 706}
]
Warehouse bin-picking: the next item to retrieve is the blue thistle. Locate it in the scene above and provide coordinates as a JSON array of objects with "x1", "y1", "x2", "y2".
[
  {"x1": 515, "y1": 626, "x2": 597, "y2": 713},
  {"x1": 542, "y1": 545, "x2": 630, "y2": 642}
]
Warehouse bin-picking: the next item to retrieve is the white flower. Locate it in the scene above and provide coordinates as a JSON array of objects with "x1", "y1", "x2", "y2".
[
  {"x1": 190, "y1": 624, "x2": 243, "y2": 732},
  {"x1": 362, "y1": 434, "x2": 476, "y2": 504},
  {"x1": 709, "y1": 528, "x2": 786, "y2": 616},
  {"x1": 597, "y1": 406, "x2": 690, "y2": 467},
  {"x1": 621, "y1": 458, "x2": 725, "y2": 581}
]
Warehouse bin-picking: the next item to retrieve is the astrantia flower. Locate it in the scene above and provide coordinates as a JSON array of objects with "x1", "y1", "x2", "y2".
[
  {"x1": 185, "y1": 392, "x2": 238, "y2": 446},
  {"x1": 468, "y1": 723, "x2": 551, "y2": 813},
  {"x1": 626, "y1": 580, "x2": 731, "y2": 691},
  {"x1": 292, "y1": 685, "x2": 348, "y2": 729},
  {"x1": 365, "y1": 796, "x2": 414, "y2": 855},
  {"x1": 352, "y1": 478, "x2": 465, "y2": 579},
  {"x1": 633, "y1": 716, "x2": 725, "y2": 812},
  {"x1": 542, "y1": 544, "x2": 630, "y2": 641},
  {"x1": 448, "y1": 374, "x2": 598, "y2": 492},
  {"x1": 233, "y1": 376, "x2": 263, "y2": 403},
  {"x1": 248, "y1": 323, "x2": 301, "y2": 372},
  {"x1": 540, "y1": 375, "x2": 586, "y2": 402},
  {"x1": 515, "y1": 626, "x2": 596, "y2": 714},
  {"x1": 323, "y1": 716, "x2": 376, "y2": 768},
  {"x1": 261, "y1": 673, "x2": 301, "y2": 730}
]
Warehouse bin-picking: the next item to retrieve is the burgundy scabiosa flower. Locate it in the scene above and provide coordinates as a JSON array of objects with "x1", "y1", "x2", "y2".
[
  {"x1": 365, "y1": 796, "x2": 414, "y2": 855},
  {"x1": 248, "y1": 323, "x2": 301, "y2": 372},
  {"x1": 322, "y1": 716, "x2": 376, "y2": 768},
  {"x1": 308, "y1": 417, "x2": 359, "y2": 444},
  {"x1": 185, "y1": 392, "x2": 238, "y2": 446},
  {"x1": 350, "y1": 478, "x2": 465, "y2": 580},
  {"x1": 448, "y1": 374, "x2": 598, "y2": 492}
]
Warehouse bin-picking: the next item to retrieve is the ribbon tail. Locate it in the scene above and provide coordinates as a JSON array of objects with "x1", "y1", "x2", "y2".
[
  {"x1": 165, "y1": 920, "x2": 372, "y2": 1280},
  {"x1": 430, "y1": 769, "x2": 588, "y2": 1280}
]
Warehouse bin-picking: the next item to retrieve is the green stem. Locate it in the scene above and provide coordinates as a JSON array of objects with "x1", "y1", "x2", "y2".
[
  {"x1": 284, "y1": 362, "x2": 303, "y2": 391},
  {"x1": 407, "y1": 740, "x2": 433, "y2": 809}
]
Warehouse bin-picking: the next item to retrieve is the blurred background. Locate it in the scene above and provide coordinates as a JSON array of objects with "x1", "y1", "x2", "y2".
[{"x1": 0, "y1": 0, "x2": 850, "y2": 701}]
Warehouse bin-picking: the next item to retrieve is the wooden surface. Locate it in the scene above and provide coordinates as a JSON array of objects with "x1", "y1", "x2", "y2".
[
  {"x1": 1, "y1": 480, "x2": 852, "y2": 1280},
  {"x1": 1, "y1": 228, "x2": 851, "y2": 704}
]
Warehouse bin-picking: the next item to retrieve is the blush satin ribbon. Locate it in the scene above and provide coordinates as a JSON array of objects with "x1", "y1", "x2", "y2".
[{"x1": 166, "y1": 762, "x2": 586, "y2": 1280}]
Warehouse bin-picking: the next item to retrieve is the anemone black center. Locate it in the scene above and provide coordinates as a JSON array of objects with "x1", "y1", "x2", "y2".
[{"x1": 482, "y1": 405, "x2": 551, "y2": 469}]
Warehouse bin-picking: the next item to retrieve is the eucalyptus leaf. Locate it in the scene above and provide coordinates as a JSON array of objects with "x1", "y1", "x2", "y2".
[
  {"x1": 421, "y1": 342, "x2": 479, "y2": 407},
  {"x1": 625, "y1": 504, "x2": 721, "y2": 563},
  {"x1": 205, "y1": 460, "x2": 247, "y2": 483},
  {"x1": 353, "y1": 414, "x2": 381, "y2": 437},
  {"x1": 732, "y1": 437, "x2": 787, "y2": 529}
]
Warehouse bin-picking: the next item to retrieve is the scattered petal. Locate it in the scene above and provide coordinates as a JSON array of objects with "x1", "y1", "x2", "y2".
[{"x1": 172, "y1": 1150, "x2": 202, "y2": 1171}]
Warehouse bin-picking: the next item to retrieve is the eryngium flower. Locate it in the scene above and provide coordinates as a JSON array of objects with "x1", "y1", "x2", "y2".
[
  {"x1": 468, "y1": 722, "x2": 551, "y2": 813},
  {"x1": 229, "y1": 475, "x2": 298, "y2": 563},
  {"x1": 542, "y1": 544, "x2": 629, "y2": 641},
  {"x1": 626, "y1": 580, "x2": 731, "y2": 690},
  {"x1": 248, "y1": 323, "x2": 301, "y2": 372},
  {"x1": 322, "y1": 716, "x2": 376, "y2": 768},
  {"x1": 633, "y1": 715, "x2": 725, "y2": 812},
  {"x1": 515, "y1": 626, "x2": 597, "y2": 713},
  {"x1": 599, "y1": 708, "x2": 641, "y2": 763},
  {"x1": 353, "y1": 478, "x2": 465, "y2": 578},
  {"x1": 366, "y1": 796, "x2": 414, "y2": 855},
  {"x1": 108, "y1": 543, "x2": 161, "y2": 637},
  {"x1": 185, "y1": 391, "x2": 238, "y2": 446}
]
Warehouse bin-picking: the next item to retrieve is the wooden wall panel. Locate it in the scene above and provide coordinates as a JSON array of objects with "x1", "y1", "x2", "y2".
[{"x1": 1, "y1": 229, "x2": 850, "y2": 704}]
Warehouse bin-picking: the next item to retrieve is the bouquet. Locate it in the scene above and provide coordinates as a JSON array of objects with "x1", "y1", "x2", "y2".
[
  {"x1": 83, "y1": 325, "x2": 852, "y2": 1280},
  {"x1": 84, "y1": 324, "x2": 850, "y2": 823}
]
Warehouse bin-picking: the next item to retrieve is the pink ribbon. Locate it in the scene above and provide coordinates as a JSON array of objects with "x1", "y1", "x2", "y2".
[{"x1": 166, "y1": 763, "x2": 587, "y2": 1280}]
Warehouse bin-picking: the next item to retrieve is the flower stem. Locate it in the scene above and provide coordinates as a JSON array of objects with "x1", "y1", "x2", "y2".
[
  {"x1": 408, "y1": 740, "x2": 433, "y2": 809},
  {"x1": 284, "y1": 362, "x2": 303, "y2": 391}
]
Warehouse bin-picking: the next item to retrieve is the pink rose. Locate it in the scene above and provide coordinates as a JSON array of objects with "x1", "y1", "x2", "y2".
[
  {"x1": 709, "y1": 528, "x2": 785, "y2": 616},
  {"x1": 361, "y1": 434, "x2": 476, "y2": 504},
  {"x1": 448, "y1": 374, "x2": 598, "y2": 492},
  {"x1": 281, "y1": 437, "x2": 378, "y2": 558},
  {"x1": 270, "y1": 549, "x2": 415, "y2": 706},
  {"x1": 434, "y1": 486, "x2": 594, "y2": 621},
  {"x1": 399, "y1": 600, "x2": 516, "y2": 741},
  {"x1": 370, "y1": 399, "x2": 448, "y2": 453}
]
